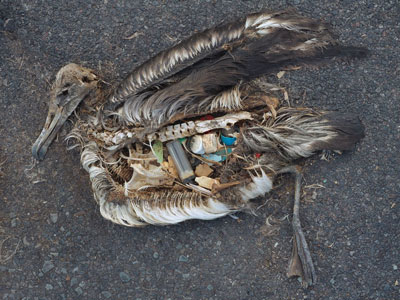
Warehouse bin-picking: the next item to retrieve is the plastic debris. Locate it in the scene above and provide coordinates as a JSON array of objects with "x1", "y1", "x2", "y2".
[
  {"x1": 178, "y1": 137, "x2": 187, "y2": 144},
  {"x1": 220, "y1": 134, "x2": 236, "y2": 146},
  {"x1": 166, "y1": 140, "x2": 195, "y2": 183},
  {"x1": 195, "y1": 164, "x2": 213, "y2": 177},
  {"x1": 190, "y1": 132, "x2": 219, "y2": 154},
  {"x1": 152, "y1": 140, "x2": 164, "y2": 163},
  {"x1": 200, "y1": 115, "x2": 214, "y2": 121},
  {"x1": 195, "y1": 176, "x2": 220, "y2": 190},
  {"x1": 202, "y1": 148, "x2": 233, "y2": 162},
  {"x1": 202, "y1": 153, "x2": 223, "y2": 162},
  {"x1": 201, "y1": 133, "x2": 219, "y2": 153},
  {"x1": 190, "y1": 135, "x2": 205, "y2": 154}
]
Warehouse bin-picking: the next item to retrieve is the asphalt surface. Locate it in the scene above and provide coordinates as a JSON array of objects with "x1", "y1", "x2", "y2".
[{"x1": 1, "y1": 1, "x2": 399, "y2": 299}]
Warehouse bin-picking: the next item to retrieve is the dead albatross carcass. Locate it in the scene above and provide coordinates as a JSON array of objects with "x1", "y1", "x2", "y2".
[{"x1": 32, "y1": 10, "x2": 366, "y2": 287}]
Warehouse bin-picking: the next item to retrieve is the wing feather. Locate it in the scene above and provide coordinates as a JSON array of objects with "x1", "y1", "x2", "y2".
[
  {"x1": 108, "y1": 10, "x2": 330, "y2": 106},
  {"x1": 112, "y1": 10, "x2": 366, "y2": 127}
]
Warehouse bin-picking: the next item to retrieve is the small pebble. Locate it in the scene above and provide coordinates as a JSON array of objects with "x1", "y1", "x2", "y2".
[
  {"x1": 207, "y1": 284, "x2": 213, "y2": 290},
  {"x1": 50, "y1": 213, "x2": 58, "y2": 223},
  {"x1": 182, "y1": 273, "x2": 190, "y2": 279},
  {"x1": 42, "y1": 261, "x2": 54, "y2": 273},
  {"x1": 179, "y1": 255, "x2": 188, "y2": 262},
  {"x1": 75, "y1": 286, "x2": 83, "y2": 295},
  {"x1": 101, "y1": 291, "x2": 112, "y2": 299},
  {"x1": 297, "y1": 277, "x2": 302, "y2": 283},
  {"x1": 119, "y1": 271, "x2": 131, "y2": 282},
  {"x1": 393, "y1": 264, "x2": 398, "y2": 270},
  {"x1": 11, "y1": 218, "x2": 17, "y2": 228},
  {"x1": 153, "y1": 252, "x2": 159, "y2": 259},
  {"x1": 23, "y1": 236, "x2": 31, "y2": 246},
  {"x1": 70, "y1": 277, "x2": 78, "y2": 287},
  {"x1": 45, "y1": 284, "x2": 53, "y2": 290},
  {"x1": 312, "y1": 190, "x2": 317, "y2": 200}
]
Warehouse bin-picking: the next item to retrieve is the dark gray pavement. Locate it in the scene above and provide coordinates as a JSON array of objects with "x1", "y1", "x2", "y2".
[{"x1": 0, "y1": 1, "x2": 399, "y2": 299}]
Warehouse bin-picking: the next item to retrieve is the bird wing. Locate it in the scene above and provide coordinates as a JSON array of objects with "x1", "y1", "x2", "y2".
[
  {"x1": 108, "y1": 9, "x2": 331, "y2": 106},
  {"x1": 112, "y1": 10, "x2": 366, "y2": 127}
]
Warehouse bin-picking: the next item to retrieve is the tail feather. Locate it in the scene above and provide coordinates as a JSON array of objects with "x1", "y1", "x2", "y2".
[
  {"x1": 243, "y1": 108, "x2": 365, "y2": 160},
  {"x1": 311, "y1": 112, "x2": 365, "y2": 151}
]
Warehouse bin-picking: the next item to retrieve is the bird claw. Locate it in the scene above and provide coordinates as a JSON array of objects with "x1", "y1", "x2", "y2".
[{"x1": 287, "y1": 227, "x2": 316, "y2": 288}]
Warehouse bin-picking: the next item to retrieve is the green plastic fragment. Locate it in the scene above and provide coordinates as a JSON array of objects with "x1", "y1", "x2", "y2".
[{"x1": 152, "y1": 140, "x2": 164, "y2": 163}]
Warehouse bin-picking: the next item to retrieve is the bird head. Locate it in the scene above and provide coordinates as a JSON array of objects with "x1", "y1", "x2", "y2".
[{"x1": 32, "y1": 63, "x2": 99, "y2": 160}]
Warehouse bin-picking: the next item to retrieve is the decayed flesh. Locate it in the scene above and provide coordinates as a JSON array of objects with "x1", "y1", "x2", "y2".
[{"x1": 32, "y1": 64, "x2": 98, "y2": 160}]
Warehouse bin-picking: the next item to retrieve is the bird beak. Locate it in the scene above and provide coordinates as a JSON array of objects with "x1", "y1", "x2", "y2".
[
  {"x1": 32, "y1": 64, "x2": 99, "y2": 160},
  {"x1": 32, "y1": 98, "x2": 80, "y2": 160}
]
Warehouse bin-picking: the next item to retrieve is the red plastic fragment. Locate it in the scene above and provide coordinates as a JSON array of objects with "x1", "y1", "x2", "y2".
[{"x1": 200, "y1": 115, "x2": 214, "y2": 121}]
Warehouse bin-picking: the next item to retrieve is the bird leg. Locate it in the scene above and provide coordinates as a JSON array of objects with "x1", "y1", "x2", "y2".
[{"x1": 277, "y1": 165, "x2": 316, "y2": 287}]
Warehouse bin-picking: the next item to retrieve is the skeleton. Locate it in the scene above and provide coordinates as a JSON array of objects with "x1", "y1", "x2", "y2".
[{"x1": 32, "y1": 10, "x2": 366, "y2": 287}]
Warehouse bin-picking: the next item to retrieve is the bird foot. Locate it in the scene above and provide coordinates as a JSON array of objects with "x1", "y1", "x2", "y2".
[
  {"x1": 287, "y1": 223, "x2": 316, "y2": 287},
  {"x1": 277, "y1": 165, "x2": 316, "y2": 287}
]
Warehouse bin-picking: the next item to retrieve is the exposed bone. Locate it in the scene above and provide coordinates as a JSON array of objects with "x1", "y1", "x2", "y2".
[
  {"x1": 121, "y1": 146, "x2": 157, "y2": 163},
  {"x1": 124, "y1": 163, "x2": 174, "y2": 193},
  {"x1": 148, "y1": 111, "x2": 252, "y2": 142},
  {"x1": 99, "y1": 111, "x2": 253, "y2": 146}
]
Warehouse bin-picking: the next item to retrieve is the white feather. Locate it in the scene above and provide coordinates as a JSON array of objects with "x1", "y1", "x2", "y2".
[
  {"x1": 131, "y1": 197, "x2": 233, "y2": 225},
  {"x1": 239, "y1": 170, "x2": 272, "y2": 201}
]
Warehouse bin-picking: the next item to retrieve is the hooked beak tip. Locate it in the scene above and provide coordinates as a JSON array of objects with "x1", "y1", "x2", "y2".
[{"x1": 32, "y1": 142, "x2": 47, "y2": 161}]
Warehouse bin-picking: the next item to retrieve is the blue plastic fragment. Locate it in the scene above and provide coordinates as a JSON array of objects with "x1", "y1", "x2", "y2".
[
  {"x1": 202, "y1": 153, "x2": 223, "y2": 162},
  {"x1": 220, "y1": 134, "x2": 236, "y2": 146},
  {"x1": 202, "y1": 148, "x2": 233, "y2": 162}
]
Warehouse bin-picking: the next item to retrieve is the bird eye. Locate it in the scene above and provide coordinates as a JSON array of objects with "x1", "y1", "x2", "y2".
[
  {"x1": 56, "y1": 89, "x2": 70, "y2": 104},
  {"x1": 56, "y1": 89, "x2": 69, "y2": 97}
]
